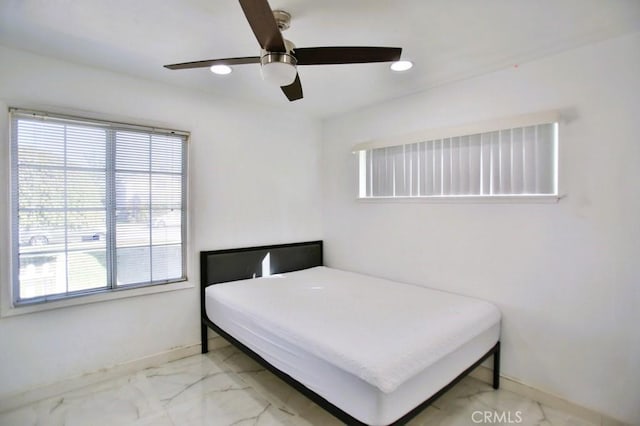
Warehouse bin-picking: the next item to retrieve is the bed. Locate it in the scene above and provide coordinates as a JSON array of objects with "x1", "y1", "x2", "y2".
[{"x1": 200, "y1": 241, "x2": 501, "y2": 425}]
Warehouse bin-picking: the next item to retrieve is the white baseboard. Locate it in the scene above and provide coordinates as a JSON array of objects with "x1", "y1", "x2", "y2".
[
  {"x1": 470, "y1": 366, "x2": 628, "y2": 426},
  {"x1": 0, "y1": 342, "x2": 205, "y2": 414},
  {"x1": 1, "y1": 341, "x2": 628, "y2": 426}
]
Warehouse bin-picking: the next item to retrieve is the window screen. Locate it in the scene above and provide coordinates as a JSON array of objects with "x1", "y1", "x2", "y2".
[
  {"x1": 359, "y1": 123, "x2": 558, "y2": 198},
  {"x1": 10, "y1": 109, "x2": 188, "y2": 304}
]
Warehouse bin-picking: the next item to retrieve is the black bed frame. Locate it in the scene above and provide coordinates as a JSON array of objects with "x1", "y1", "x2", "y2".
[{"x1": 200, "y1": 240, "x2": 500, "y2": 425}]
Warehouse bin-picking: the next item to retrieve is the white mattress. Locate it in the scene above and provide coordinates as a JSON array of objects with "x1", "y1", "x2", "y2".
[{"x1": 205, "y1": 266, "x2": 501, "y2": 425}]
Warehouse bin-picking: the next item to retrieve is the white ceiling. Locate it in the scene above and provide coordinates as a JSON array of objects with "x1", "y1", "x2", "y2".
[{"x1": 1, "y1": 0, "x2": 639, "y2": 118}]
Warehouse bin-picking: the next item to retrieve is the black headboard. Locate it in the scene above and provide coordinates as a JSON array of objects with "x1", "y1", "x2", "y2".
[
  {"x1": 200, "y1": 240, "x2": 323, "y2": 288},
  {"x1": 200, "y1": 241, "x2": 323, "y2": 352}
]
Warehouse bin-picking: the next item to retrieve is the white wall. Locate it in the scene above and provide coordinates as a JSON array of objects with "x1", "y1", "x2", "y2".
[
  {"x1": 0, "y1": 45, "x2": 322, "y2": 398},
  {"x1": 322, "y1": 33, "x2": 640, "y2": 423}
]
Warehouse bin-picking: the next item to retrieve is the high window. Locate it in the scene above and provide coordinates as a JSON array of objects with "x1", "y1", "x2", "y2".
[
  {"x1": 10, "y1": 109, "x2": 188, "y2": 305},
  {"x1": 356, "y1": 114, "x2": 558, "y2": 199}
]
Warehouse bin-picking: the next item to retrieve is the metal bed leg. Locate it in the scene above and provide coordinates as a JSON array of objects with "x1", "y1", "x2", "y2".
[
  {"x1": 201, "y1": 323, "x2": 209, "y2": 354},
  {"x1": 493, "y1": 341, "x2": 501, "y2": 389}
]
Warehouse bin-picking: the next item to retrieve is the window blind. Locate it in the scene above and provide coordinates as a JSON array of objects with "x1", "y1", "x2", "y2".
[
  {"x1": 10, "y1": 109, "x2": 188, "y2": 304},
  {"x1": 359, "y1": 122, "x2": 557, "y2": 198}
]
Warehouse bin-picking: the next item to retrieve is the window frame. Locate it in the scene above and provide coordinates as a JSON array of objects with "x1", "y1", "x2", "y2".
[
  {"x1": 355, "y1": 116, "x2": 560, "y2": 202},
  {"x1": 9, "y1": 108, "x2": 189, "y2": 307}
]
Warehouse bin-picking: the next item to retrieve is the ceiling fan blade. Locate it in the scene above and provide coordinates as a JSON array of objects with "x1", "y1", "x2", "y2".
[
  {"x1": 294, "y1": 47, "x2": 402, "y2": 65},
  {"x1": 281, "y1": 73, "x2": 303, "y2": 101},
  {"x1": 238, "y1": 0, "x2": 286, "y2": 52},
  {"x1": 164, "y1": 56, "x2": 260, "y2": 70}
]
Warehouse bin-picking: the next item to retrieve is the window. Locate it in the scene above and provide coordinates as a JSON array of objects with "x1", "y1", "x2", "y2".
[
  {"x1": 10, "y1": 109, "x2": 188, "y2": 305},
  {"x1": 357, "y1": 118, "x2": 558, "y2": 199}
]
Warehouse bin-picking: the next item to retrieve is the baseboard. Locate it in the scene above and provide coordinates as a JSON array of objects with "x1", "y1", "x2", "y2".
[
  {"x1": 470, "y1": 366, "x2": 628, "y2": 426},
  {"x1": 1, "y1": 342, "x2": 629, "y2": 426},
  {"x1": 0, "y1": 341, "x2": 210, "y2": 414}
]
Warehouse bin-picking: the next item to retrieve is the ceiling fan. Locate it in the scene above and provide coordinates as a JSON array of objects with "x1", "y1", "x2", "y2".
[{"x1": 164, "y1": 0, "x2": 402, "y2": 102}]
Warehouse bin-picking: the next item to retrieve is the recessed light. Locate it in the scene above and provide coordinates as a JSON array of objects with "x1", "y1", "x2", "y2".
[
  {"x1": 390, "y1": 60, "x2": 413, "y2": 72},
  {"x1": 210, "y1": 65, "x2": 232, "y2": 75}
]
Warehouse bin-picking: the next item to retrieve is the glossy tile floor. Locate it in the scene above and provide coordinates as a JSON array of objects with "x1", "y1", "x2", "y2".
[{"x1": 0, "y1": 337, "x2": 596, "y2": 426}]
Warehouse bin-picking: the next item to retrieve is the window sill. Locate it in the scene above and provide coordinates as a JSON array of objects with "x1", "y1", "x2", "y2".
[
  {"x1": 1, "y1": 280, "x2": 194, "y2": 318},
  {"x1": 357, "y1": 194, "x2": 562, "y2": 204}
]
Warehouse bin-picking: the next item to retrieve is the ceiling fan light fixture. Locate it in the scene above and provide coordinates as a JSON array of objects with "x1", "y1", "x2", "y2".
[
  {"x1": 261, "y1": 53, "x2": 297, "y2": 86},
  {"x1": 210, "y1": 64, "x2": 232, "y2": 75},
  {"x1": 390, "y1": 60, "x2": 413, "y2": 72}
]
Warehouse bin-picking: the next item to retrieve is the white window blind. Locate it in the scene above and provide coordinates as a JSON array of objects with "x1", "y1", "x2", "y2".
[
  {"x1": 358, "y1": 122, "x2": 557, "y2": 198},
  {"x1": 10, "y1": 109, "x2": 188, "y2": 304}
]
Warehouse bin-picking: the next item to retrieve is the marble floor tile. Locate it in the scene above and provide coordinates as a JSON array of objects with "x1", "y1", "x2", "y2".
[
  {"x1": 0, "y1": 344, "x2": 600, "y2": 426},
  {"x1": 0, "y1": 374, "x2": 163, "y2": 426},
  {"x1": 406, "y1": 377, "x2": 596, "y2": 426},
  {"x1": 165, "y1": 387, "x2": 296, "y2": 426},
  {"x1": 143, "y1": 354, "x2": 244, "y2": 408}
]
